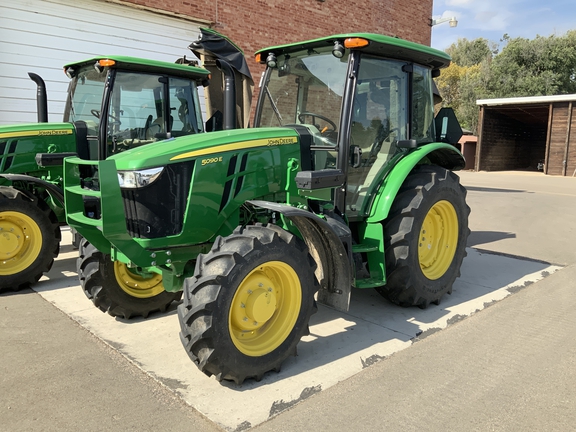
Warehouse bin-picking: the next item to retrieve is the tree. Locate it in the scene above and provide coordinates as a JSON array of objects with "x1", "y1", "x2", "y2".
[
  {"x1": 436, "y1": 62, "x2": 484, "y2": 132},
  {"x1": 436, "y1": 32, "x2": 576, "y2": 133},
  {"x1": 486, "y1": 33, "x2": 576, "y2": 97},
  {"x1": 445, "y1": 38, "x2": 493, "y2": 67}
]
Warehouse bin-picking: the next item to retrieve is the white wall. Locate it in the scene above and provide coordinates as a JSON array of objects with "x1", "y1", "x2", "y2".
[{"x1": 0, "y1": 0, "x2": 202, "y2": 125}]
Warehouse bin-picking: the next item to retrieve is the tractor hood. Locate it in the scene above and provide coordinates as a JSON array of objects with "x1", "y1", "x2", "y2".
[
  {"x1": 0, "y1": 122, "x2": 74, "y2": 139},
  {"x1": 108, "y1": 127, "x2": 300, "y2": 171},
  {"x1": 0, "y1": 122, "x2": 76, "y2": 179}
]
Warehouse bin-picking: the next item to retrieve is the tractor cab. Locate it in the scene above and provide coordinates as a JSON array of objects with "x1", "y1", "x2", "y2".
[
  {"x1": 253, "y1": 35, "x2": 461, "y2": 221},
  {"x1": 62, "y1": 56, "x2": 208, "y2": 160}
]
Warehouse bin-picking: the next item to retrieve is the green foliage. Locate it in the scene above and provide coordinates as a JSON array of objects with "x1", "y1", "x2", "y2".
[
  {"x1": 445, "y1": 38, "x2": 493, "y2": 67},
  {"x1": 487, "y1": 32, "x2": 576, "y2": 97},
  {"x1": 435, "y1": 31, "x2": 576, "y2": 134}
]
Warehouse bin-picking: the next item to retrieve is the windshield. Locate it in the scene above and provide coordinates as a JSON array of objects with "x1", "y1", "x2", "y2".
[
  {"x1": 257, "y1": 47, "x2": 349, "y2": 159},
  {"x1": 106, "y1": 72, "x2": 203, "y2": 153},
  {"x1": 64, "y1": 66, "x2": 106, "y2": 136}
]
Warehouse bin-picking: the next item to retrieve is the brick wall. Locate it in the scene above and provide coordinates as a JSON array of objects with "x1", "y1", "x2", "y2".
[{"x1": 116, "y1": 0, "x2": 433, "y2": 72}]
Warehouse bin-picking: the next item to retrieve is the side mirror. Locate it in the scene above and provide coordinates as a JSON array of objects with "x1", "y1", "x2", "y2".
[{"x1": 434, "y1": 107, "x2": 463, "y2": 144}]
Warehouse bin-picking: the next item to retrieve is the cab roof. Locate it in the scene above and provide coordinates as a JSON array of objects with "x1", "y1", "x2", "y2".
[
  {"x1": 256, "y1": 33, "x2": 451, "y2": 69},
  {"x1": 64, "y1": 55, "x2": 210, "y2": 78}
]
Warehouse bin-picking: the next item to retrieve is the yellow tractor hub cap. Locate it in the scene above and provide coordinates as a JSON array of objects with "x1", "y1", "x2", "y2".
[
  {"x1": 0, "y1": 211, "x2": 42, "y2": 275},
  {"x1": 113, "y1": 261, "x2": 164, "y2": 298},
  {"x1": 418, "y1": 200, "x2": 459, "y2": 280},
  {"x1": 229, "y1": 261, "x2": 302, "y2": 357}
]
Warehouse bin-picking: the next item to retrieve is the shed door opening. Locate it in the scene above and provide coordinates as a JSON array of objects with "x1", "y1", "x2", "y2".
[{"x1": 478, "y1": 104, "x2": 548, "y2": 172}]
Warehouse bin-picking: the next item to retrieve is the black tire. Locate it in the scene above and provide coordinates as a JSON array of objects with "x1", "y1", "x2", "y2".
[
  {"x1": 77, "y1": 239, "x2": 181, "y2": 319},
  {"x1": 376, "y1": 165, "x2": 470, "y2": 308},
  {"x1": 71, "y1": 228, "x2": 82, "y2": 250},
  {"x1": 0, "y1": 187, "x2": 60, "y2": 292},
  {"x1": 178, "y1": 224, "x2": 318, "y2": 385}
]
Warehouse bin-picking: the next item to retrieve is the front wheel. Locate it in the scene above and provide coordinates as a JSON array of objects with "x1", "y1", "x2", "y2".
[
  {"x1": 0, "y1": 188, "x2": 60, "y2": 291},
  {"x1": 376, "y1": 165, "x2": 470, "y2": 308},
  {"x1": 178, "y1": 224, "x2": 318, "y2": 385},
  {"x1": 77, "y1": 239, "x2": 181, "y2": 319}
]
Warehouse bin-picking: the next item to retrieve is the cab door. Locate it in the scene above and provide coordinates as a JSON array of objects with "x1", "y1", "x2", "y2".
[{"x1": 344, "y1": 56, "x2": 409, "y2": 220}]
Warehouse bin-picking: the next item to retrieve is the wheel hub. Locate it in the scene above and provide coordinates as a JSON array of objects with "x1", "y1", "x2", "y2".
[
  {"x1": 229, "y1": 261, "x2": 302, "y2": 356},
  {"x1": 245, "y1": 287, "x2": 277, "y2": 324},
  {"x1": 113, "y1": 261, "x2": 164, "y2": 298},
  {"x1": 0, "y1": 211, "x2": 42, "y2": 275},
  {"x1": 0, "y1": 222, "x2": 26, "y2": 259},
  {"x1": 418, "y1": 200, "x2": 458, "y2": 280},
  {"x1": 232, "y1": 276, "x2": 278, "y2": 332}
]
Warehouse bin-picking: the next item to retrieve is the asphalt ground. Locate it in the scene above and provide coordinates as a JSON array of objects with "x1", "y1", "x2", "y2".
[{"x1": 1, "y1": 170, "x2": 575, "y2": 431}]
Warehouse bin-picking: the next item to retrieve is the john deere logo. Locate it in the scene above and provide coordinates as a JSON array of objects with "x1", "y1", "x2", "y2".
[
  {"x1": 38, "y1": 130, "x2": 73, "y2": 136},
  {"x1": 0, "y1": 129, "x2": 73, "y2": 139},
  {"x1": 267, "y1": 138, "x2": 296, "y2": 146}
]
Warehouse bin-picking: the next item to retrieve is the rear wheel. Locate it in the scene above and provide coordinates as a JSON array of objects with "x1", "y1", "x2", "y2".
[
  {"x1": 0, "y1": 187, "x2": 60, "y2": 291},
  {"x1": 178, "y1": 224, "x2": 318, "y2": 385},
  {"x1": 77, "y1": 239, "x2": 181, "y2": 319},
  {"x1": 376, "y1": 165, "x2": 470, "y2": 308}
]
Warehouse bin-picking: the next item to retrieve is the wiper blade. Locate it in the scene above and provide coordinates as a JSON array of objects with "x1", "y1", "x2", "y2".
[{"x1": 265, "y1": 87, "x2": 283, "y2": 125}]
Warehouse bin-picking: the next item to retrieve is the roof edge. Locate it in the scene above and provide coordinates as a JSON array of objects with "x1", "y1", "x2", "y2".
[{"x1": 477, "y1": 94, "x2": 576, "y2": 106}]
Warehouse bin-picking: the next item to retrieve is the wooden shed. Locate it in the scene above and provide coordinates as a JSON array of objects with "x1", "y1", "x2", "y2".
[{"x1": 476, "y1": 95, "x2": 576, "y2": 176}]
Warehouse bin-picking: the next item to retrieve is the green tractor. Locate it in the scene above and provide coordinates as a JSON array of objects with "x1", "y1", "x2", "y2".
[
  {"x1": 0, "y1": 55, "x2": 210, "y2": 293},
  {"x1": 0, "y1": 27, "x2": 254, "y2": 303},
  {"x1": 64, "y1": 33, "x2": 470, "y2": 384}
]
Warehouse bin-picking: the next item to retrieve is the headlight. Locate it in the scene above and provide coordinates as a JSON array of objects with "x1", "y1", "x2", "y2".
[{"x1": 117, "y1": 167, "x2": 164, "y2": 188}]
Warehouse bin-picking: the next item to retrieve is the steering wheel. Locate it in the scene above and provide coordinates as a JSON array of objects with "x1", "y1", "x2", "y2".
[
  {"x1": 91, "y1": 109, "x2": 121, "y2": 126},
  {"x1": 298, "y1": 112, "x2": 337, "y2": 132}
]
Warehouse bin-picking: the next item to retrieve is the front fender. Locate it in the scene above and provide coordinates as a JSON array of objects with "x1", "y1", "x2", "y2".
[
  {"x1": 367, "y1": 143, "x2": 464, "y2": 223},
  {"x1": 0, "y1": 173, "x2": 64, "y2": 205},
  {"x1": 247, "y1": 200, "x2": 353, "y2": 312}
]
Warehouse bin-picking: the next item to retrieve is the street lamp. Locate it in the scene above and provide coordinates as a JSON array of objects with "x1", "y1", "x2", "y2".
[{"x1": 430, "y1": 16, "x2": 458, "y2": 27}]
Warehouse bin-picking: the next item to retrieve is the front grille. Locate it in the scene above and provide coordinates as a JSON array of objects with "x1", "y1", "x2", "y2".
[{"x1": 122, "y1": 161, "x2": 194, "y2": 239}]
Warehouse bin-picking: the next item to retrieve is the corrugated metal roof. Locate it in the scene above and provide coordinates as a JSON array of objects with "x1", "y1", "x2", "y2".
[{"x1": 477, "y1": 94, "x2": 576, "y2": 106}]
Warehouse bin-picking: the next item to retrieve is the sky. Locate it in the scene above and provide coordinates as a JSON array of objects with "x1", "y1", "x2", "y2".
[{"x1": 431, "y1": 0, "x2": 576, "y2": 51}]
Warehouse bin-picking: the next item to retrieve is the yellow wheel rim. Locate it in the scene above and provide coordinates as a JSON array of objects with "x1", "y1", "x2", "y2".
[
  {"x1": 229, "y1": 261, "x2": 302, "y2": 357},
  {"x1": 0, "y1": 211, "x2": 42, "y2": 275},
  {"x1": 113, "y1": 261, "x2": 164, "y2": 298},
  {"x1": 418, "y1": 200, "x2": 459, "y2": 280}
]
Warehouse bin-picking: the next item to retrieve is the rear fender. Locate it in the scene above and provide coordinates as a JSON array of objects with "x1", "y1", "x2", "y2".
[
  {"x1": 247, "y1": 200, "x2": 353, "y2": 312},
  {"x1": 367, "y1": 143, "x2": 465, "y2": 223}
]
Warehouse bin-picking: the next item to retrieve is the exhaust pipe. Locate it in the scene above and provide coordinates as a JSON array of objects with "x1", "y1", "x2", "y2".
[
  {"x1": 28, "y1": 72, "x2": 48, "y2": 123},
  {"x1": 216, "y1": 59, "x2": 236, "y2": 130}
]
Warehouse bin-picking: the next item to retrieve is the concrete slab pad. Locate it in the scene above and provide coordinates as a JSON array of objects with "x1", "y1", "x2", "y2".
[{"x1": 35, "y1": 229, "x2": 562, "y2": 431}]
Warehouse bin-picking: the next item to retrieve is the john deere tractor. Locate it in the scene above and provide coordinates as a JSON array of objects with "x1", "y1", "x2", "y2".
[
  {"x1": 0, "y1": 28, "x2": 252, "y2": 310},
  {"x1": 64, "y1": 33, "x2": 469, "y2": 384},
  {"x1": 0, "y1": 55, "x2": 211, "y2": 295}
]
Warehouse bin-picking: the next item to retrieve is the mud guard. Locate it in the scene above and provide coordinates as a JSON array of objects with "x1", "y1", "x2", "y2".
[
  {"x1": 0, "y1": 173, "x2": 64, "y2": 205},
  {"x1": 367, "y1": 143, "x2": 465, "y2": 223},
  {"x1": 247, "y1": 200, "x2": 353, "y2": 312}
]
